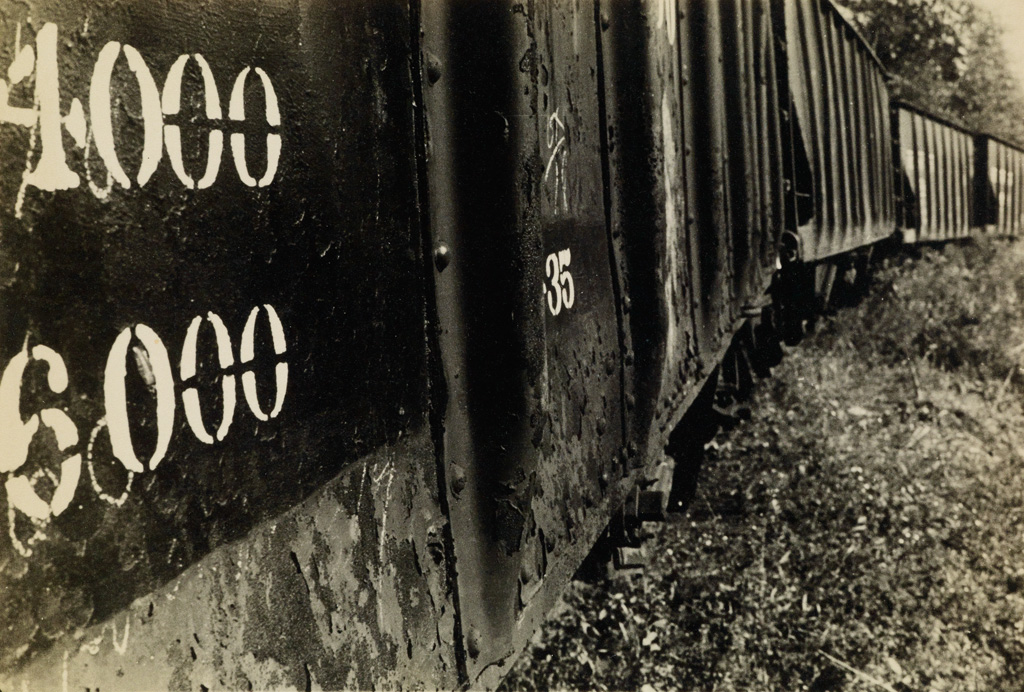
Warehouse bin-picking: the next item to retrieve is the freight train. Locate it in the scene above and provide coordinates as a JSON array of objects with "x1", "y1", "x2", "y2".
[{"x1": 0, "y1": 0, "x2": 1020, "y2": 689}]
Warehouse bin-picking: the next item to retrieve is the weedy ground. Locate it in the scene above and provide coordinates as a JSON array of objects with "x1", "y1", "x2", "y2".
[{"x1": 502, "y1": 237, "x2": 1024, "y2": 692}]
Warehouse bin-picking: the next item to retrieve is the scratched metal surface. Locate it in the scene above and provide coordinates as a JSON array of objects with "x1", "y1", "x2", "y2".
[
  {"x1": 0, "y1": 0, "x2": 458, "y2": 684},
  {"x1": 782, "y1": 0, "x2": 895, "y2": 261},
  {"x1": 421, "y1": 0, "x2": 626, "y2": 686},
  {"x1": 977, "y1": 135, "x2": 1024, "y2": 237},
  {"x1": 894, "y1": 103, "x2": 976, "y2": 244}
]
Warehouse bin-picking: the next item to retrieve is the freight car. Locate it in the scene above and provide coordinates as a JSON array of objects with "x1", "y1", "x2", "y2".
[
  {"x1": 893, "y1": 101, "x2": 977, "y2": 245},
  {"x1": 1, "y1": 0, "x2": 1022, "y2": 690},
  {"x1": 976, "y1": 132, "x2": 1024, "y2": 237}
]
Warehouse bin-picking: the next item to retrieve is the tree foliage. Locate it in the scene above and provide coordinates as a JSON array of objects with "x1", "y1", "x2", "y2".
[{"x1": 836, "y1": 0, "x2": 1024, "y2": 144}]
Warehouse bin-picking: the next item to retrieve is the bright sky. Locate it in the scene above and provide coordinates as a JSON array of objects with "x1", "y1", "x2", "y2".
[{"x1": 971, "y1": 0, "x2": 1024, "y2": 89}]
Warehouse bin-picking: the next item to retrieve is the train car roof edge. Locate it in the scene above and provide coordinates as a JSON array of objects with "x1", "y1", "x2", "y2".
[
  {"x1": 976, "y1": 128, "x2": 1024, "y2": 153},
  {"x1": 891, "y1": 99, "x2": 977, "y2": 138},
  {"x1": 822, "y1": 0, "x2": 889, "y2": 74}
]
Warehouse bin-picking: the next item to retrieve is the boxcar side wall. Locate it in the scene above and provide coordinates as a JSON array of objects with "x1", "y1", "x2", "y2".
[
  {"x1": 0, "y1": 1, "x2": 460, "y2": 689},
  {"x1": 420, "y1": 2, "x2": 629, "y2": 686}
]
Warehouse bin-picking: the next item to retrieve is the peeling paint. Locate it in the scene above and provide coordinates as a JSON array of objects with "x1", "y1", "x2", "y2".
[{"x1": 2, "y1": 429, "x2": 458, "y2": 690}]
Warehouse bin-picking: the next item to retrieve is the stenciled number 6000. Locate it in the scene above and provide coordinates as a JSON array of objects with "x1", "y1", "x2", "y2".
[{"x1": 0, "y1": 305, "x2": 288, "y2": 556}]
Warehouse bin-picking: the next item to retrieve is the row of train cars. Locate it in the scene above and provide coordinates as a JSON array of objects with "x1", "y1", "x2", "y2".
[{"x1": 2, "y1": 0, "x2": 1024, "y2": 689}]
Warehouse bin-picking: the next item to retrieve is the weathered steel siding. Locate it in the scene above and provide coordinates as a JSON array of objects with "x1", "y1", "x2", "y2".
[
  {"x1": 0, "y1": 0, "x2": 458, "y2": 687},
  {"x1": 682, "y1": 0, "x2": 784, "y2": 366},
  {"x1": 421, "y1": 1, "x2": 624, "y2": 686},
  {"x1": 4, "y1": 432, "x2": 459, "y2": 690},
  {"x1": 895, "y1": 104, "x2": 976, "y2": 244},
  {"x1": 978, "y1": 136, "x2": 1024, "y2": 237},
  {"x1": 597, "y1": 0, "x2": 695, "y2": 465},
  {"x1": 782, "y1": 0, "x2": 895, "y2": 260},
  {"x1": 720, "y1": 0, "x2": 785, "y2": 315},
  {"x1": 598, "y1": 0, "x2": 783, "y2": 456}
]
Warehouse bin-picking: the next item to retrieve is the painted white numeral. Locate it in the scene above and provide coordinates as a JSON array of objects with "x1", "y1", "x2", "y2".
[
  {"x1": 0, "y1": 344, "x2": 82, "y2": 520},
  {"x1": 240, "y1": 305, "x2": 288, "y2": 420},
  {"x1": 163, "y1": 54, "x2": 223, "y2": 189},
  {"x1": 103, "y1": 324, "x2": 176, "y2": 473},
  {"x1": 229, "y1": 67, "x2": 282, "y2": 188},
  {"x1": 86, "y1": 420, "x2": 134, "y2": 507},
  {"x1": 180, "y1": 312, "x2": 236, "y2": 444},
  {"x1": 0, "y1": 21, "x2": 282, "y2": 218},
  {"x1": 545, "y1": 248, "x2": 576, "y2": 316},
  {"x1": 90, "y1": 41, "x2": 163, "y2": 188},
  {"x1": 2, "y1": 304, "x2": 290, "y2": 552}
]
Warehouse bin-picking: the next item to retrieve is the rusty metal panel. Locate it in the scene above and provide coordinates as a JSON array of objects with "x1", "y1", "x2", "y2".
[
  {"x1": 599, "y1": 0, "x2": 783, "y2": 460},
  {"x1": 680, "y1": 0, "x2": 784, "y2": 367},
  {"x1": 1016, "y1": 144, "x2": 1024, "y2": 235},
  {"x1": 721, "y1": 0, "x2": 785, "y2": 313},
  {"x1": 4, "y1": 432, "x2": 459, "y2": 690},
  {"x1": 782, "y1": 0, "x2": 895, "y2": 260},
  {"x1": 896, "y1": 107, "x2": 918, "y2": 241},
  {"x1": 927, "y1": 118, "x2": 940, "y2": 236},
  {"x1": 679, "y1": 0, "x2": 732, "y2": 356},
  {"x1": 421, "y1": 1, "x2": 624, "y2": 686},
  {"x1": 895, "y1": 103, "x2": 977, "y2": 244},
  {"x1": 0, "y1": 0, "x2": 459, "y2": 687},
  {"x1": 594, "y1": 0, "x2": 787, "y2": 494},
  {"x1": 597, "y1": 0, "x2": 696, "y2": 455}
]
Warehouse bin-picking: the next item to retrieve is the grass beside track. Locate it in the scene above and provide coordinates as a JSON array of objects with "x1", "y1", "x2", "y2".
[{"x1": 503, "y1": 237, "x2": 1024, "y2": 692}]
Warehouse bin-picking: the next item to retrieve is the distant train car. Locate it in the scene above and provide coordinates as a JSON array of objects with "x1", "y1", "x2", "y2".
[
  {"x1": 893, "y1": 101, "x2": 977, "y2": 244},
  {"x1": 778, "y1": 0, "x2": 896, "y2": 263},
  {"x1": 975, "y1": 134, "x2": 1024, "y2": 237},
  {"x1": 773, "y1": 0, "x2": 896, "y2": 340}
]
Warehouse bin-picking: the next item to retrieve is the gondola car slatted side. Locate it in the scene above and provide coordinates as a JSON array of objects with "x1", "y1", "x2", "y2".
[
  {"x1": 978, "y1": 136, "x2": 1024, "y2": 237},
  {"x1": 780, "y1": 0, "x2": 895, "y2": 262},
  {"x1": 894, "y1": 103, "x2": 977, "y2": 244}
]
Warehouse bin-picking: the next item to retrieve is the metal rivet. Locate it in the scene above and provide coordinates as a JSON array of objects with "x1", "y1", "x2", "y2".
[
  {"x1": 434, "y1": 243, "x2": 451, "y2": 272},
  {"x1": 425, "y1": 52, "x2": 443, "y2": 84},
  {"x1": 450, "y1": 463, "x2": 466, "y2": 496},
  {"x1": 466, "y1": 627, "x2": 482, "y2": 659}
]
